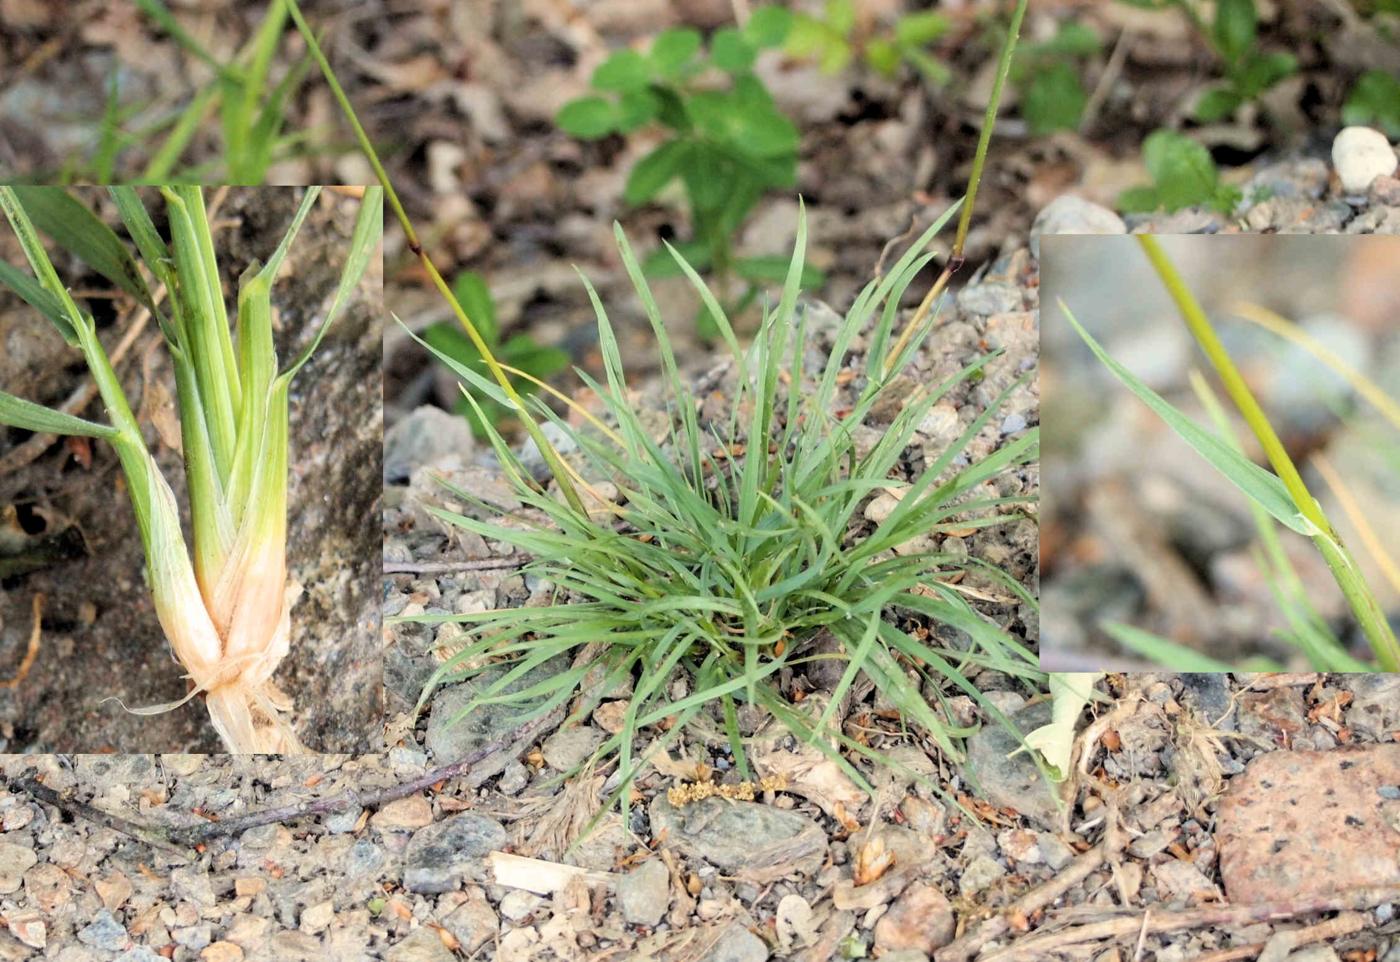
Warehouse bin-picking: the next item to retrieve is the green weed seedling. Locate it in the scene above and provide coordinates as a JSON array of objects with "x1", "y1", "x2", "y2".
[
  {"x1": 83, "y1": 0, "x2": 315, "y2": 184},
  {"x1": 1118, "y1": 129, "x2": 1242, "y2": 215},
  {"x1": 1063, "y1": 236, "x2": 1400, "y2": 671},
  {"x1": 1120, "y1": 0, "x2": 1296, "y2": 121},
  {"x1": 1343, "y1": 70, "x2": 1400, "y2": 139},
  {"x1": 421, "y1": 272, "x2": 569, "y2": 438},
  {"x1": 784, "y1": 1, "x2": 954, "y2": 84},
  {"x1": 557, "y1": 13, "x2": 823, "y2": 339},
  {"x1": 399, "y1": 202, "x2": 1042, "y2": 813},
  {"x1": 1010, "y1": 22, "x2": 1100, "y2": 136}
]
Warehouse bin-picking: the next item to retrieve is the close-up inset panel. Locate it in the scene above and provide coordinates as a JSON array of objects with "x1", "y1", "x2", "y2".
[
  {"x1": 1041, "y1": 233, "x2": 1400, "y2": 672},
  {"x1": 0, "y1": 186, "x2": 384, "y2": 752}
]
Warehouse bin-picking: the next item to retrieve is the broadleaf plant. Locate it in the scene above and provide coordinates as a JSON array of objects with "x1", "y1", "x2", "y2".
[
  {"x1": 0, "y1": 186, "x2": 383, "y2": 751},
  {"x1": 557, "y1": 17, "x2": 825, "y2": 338},
  {"x1": 395, "y1": 202, "x2": 1043, "y2": 811},
  {"x1": 1118, "y1": 129, "x2": 1242, "y2": 215},
  {"x1": 1011, "y1": 22, "x2": 1100, "y2": 136},
  {"x1": 1118, "y1": 0, "x2": 1296, "y2": 121},
  {"x1": 785, "y1": 1, "x2": 954, "y2": 84}
]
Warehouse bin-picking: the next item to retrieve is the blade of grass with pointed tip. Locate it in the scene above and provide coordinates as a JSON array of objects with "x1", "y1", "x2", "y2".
[
  {"x1": 280, "y1": 186, "x2": 382, "y2": 380},
  {"x1": 1061, "y1": 300, "x2": 1312, "y2": 536},
  {"x1": 8, "y1": 186, "x2": 156, "y2": 315},
  {"x1": 0, "y1": 392, "x2": 119, "y2": 439}
]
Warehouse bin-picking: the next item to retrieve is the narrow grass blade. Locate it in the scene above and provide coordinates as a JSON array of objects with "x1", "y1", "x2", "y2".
[
  {"x1": 8, "y1": 186, "x2": 156, "y2": 314},
  {"x1": 1060, "y1": 300, "x2": 1311, "y2": 535},
  {"x1": 1313, "y1": 453, "x2": 1400, "y2": 596},
  {"x1": 1231, "y1": 301, "x2": 1400, "y2": 433},
  {"x1": 1101, "y1": 622, "x2": 1239, "y2": 672},
  {"x1": 0, "y1": 392, "x2": 119, "y2": 439}
]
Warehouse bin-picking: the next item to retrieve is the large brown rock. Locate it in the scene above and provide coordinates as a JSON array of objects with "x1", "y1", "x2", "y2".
[{"x1": 1216, "y1": 745, "x2": 1400, "y2": 903}]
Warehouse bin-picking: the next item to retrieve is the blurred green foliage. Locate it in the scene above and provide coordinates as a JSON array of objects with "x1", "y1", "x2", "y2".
[
  {"x1": 785, "y1": 0, "x2": 953, "y2": 84},
  {"x1": 421, "y1": 272, "x2": 569, "y2": 437},
  {"x1": 1118, "y1": 129, "x2": 1242, "y2": 214},
  {"x1": 1010, "y1": 22, "x2": 1101, "y2": 135},
  {"x1": 1343, "y1": 70, "x2": 1400, "y2": 138},
  {"x1": 1120, "y1": 0, "x2": 1296, "y2": 121},
  {"x1": 557, "y1": 11, "x2": 823, "y2": 338}
]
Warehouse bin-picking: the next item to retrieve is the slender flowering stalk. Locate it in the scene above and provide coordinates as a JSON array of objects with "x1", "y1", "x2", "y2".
[{"x1": 0, "y1": 186, "x2": 383, "y2": 751}]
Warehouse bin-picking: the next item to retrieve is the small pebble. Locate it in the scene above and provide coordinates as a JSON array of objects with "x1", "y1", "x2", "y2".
[
  {"x1": 78, "y1": 910, "x2": 130, "y2": 952},
  {"x1": 1029, "y1": 195, "x2": 1126, "y2": 259},
  {"x1": 1000, "y1": 413, "x2": 1028, "y2": 436},
  {"x1": 1332, "y1": 126, "x2": 1397, "y2": 194}
]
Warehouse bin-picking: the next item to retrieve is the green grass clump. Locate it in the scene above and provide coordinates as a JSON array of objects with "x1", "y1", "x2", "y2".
[
  {"x1": 397, "y1": 202, "x2": 1042, "y2": 805},
  {"x1": 71, "y1": 0, "x2": 316, "y2": 184}
]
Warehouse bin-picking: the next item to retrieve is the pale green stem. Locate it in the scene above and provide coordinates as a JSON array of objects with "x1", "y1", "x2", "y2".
[
  {"x1": 886, "y1": 0, "x2": 1028, "y2": 372},
  {"x1": 282, "y1": 0, "x2": 586, "y2": 516}
]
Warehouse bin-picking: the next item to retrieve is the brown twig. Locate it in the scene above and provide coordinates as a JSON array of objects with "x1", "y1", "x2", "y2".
[
  {"x1": 974, "y1": 889, "x2": 1396, "y2": 962},
  {"x1": 383, "y1": 556, "x2": 529, "y2": 575},
  {"x1": 13, "y1": 709, "x2": 561, "y2": 854},
  {"x1": 1186, "y1": 910, "x2": 1368, "y2": 962},
  {"x1": 939, "y1": 801, "x2": 1125, "y2": 962}
]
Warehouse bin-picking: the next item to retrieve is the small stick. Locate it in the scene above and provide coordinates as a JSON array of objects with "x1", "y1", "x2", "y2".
[
  {"x1": 13, "y1": 709, "x2": 561, "y2": 853},
  {"x1": 973, "y1": 888, "x2": 1398, "y2": 962},
  {"x1": 1185, "y1": 910, "x2": 1368, "y2": 962},
  {"x1": 384, "y1": 556, "x2": 529, "y2": 575},
  {"x1": 940, "y1": 802, "x2": 1125, "y2": 962}
]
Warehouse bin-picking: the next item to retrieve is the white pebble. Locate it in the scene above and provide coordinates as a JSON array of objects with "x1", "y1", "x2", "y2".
[{"x1": 1331, "y1": 126, "x2": 1397, "y2": 194}]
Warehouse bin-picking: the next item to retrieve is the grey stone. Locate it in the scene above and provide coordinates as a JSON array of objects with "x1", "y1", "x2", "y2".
[
  {"x1": 956, "y1": 282, "x2": 1023, "y2": 316},
  {"x1": 171, "y1": 923, "x2": 212, "y2": 951},
  {"x1": 169, "y1": 865, "x2": 216, "y2": 907},
  {"x1": 1178, "y1": 674, "x2": 1233, "y2": 729},
  {"x1": 0, "y1": 844, "x2": 35, "y2": 894},
  {"x1": 1344, "y1": 672, "x2": 1400, "y2": 740},
  {"x1": 324, "y1": 806, "x2": 363, "y2": 833},
  {"x1": 1037, "y1": 832, "x2": 1075, "y2": 870},
  {"x1": 649, "y1": 796, "x2": 825, "y2": 881},
  {"x1": 347, "y1": 838, "x2": 387, "y2": 878},
  {"x1": 424, "y1": 656, "x2": 569, "y2": 783},
  {"x1": 959, "y1": 854, "x2": 1006, "y2": 896},
  {"x1": 384, "y1": 405, "x2": 476, "y2": 483},
  {"x1": 1029, "y1": 195, "x2": 1126, "y2": 258},
  {"x1": 618, "y1": 858, "x2": 670, "y2": 926},
  {"x1": 77, "y1": 910, "x2": 130, "y2": 952},
  {"x1": 999, "y1": 412, "x2": 1028, "y2": 436},
  {"x1": 386, "y1": 926, "x2": 457, "y2": 962},
  {"x1": 542, "y1": 726, "x2": 605, "y2": 772},
  {"x1": 496, "y1": 760, "x2": 529, "y2": 795},
  {"x1": 701, "y1": 921, "x2": 769, "y2": 962},
  {"x1": 116, "y1": 950, "x2": 164, "y2": 962},
  {"x1": 403, "y1": 813, "x2": 507, "y2": 893},
  {"x1": 962, "y1": 700, "x2": 1062, "y2": 829}
]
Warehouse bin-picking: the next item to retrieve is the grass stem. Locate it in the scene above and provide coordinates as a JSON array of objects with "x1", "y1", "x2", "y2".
[
  {"x1": 282, "y1": 0, "x2": 586, "y2": 515},
  {"x1": 886, "y1": 0, "x2": 1028, "y2": 372}
]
